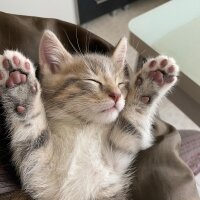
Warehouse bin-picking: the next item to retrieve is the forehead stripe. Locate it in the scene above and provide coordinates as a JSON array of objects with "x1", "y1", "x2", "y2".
[{"x1": 54, "y1": 78, "x2": 79, "y2": 96}]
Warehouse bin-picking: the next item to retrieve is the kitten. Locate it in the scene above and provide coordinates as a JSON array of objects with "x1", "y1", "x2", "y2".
[{"x1": 0, "y1": 30, "x2": 179, "y2": 200}]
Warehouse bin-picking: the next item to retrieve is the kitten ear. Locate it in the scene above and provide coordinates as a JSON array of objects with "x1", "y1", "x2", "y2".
[
  {"x1": 39, "y1": 30, "x2": 72, "y2": 74},
  {"x1": 112, "y1": 37, "x2": 127, "y2": 67}
]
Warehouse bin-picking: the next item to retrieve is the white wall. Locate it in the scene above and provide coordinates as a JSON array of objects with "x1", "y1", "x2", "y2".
[{"x1": 0, "y1": 0, "x2": 78, "y2": 24}]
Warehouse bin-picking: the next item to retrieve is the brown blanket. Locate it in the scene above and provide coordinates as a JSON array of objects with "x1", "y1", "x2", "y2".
[{"x1": 0, "y1": 11, "x2": 199, "y2": 200}]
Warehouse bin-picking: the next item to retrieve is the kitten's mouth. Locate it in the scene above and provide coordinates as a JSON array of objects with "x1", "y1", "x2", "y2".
[{"x1": 101, "y1": 105, "x2": 117, "y2": 113}]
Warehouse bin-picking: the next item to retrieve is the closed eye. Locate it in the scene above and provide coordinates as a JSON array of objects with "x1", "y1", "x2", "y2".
[
  {"x1": 118, "y1": 82, "x2": 128, "y2": 87},
  {"x1": 118, "y1": 82, "x2": 129, "y2": 90},
  {"x1": 83, "y1": 79, "x2": 103, "y2": 86}
]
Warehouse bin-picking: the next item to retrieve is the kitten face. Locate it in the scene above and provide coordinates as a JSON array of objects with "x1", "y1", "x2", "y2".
[{"x1": 39, "y1": 30, "x2": 128, "y2": 124}]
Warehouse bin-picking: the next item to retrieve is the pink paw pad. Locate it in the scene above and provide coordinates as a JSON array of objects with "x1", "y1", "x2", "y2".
[
  {"x1": 149, "y1": 60, "x2": 156, "y2": 68},
  {"x1": 6, "y1": 71, "x2": 27, "y2": 87},
  {"x1": 25, "y1": 61, "x2": 30, "y2": 71},
  {"x1": 167, "y1": 66, "x2": 175, "y2": 73},
  {"x1": 141, "y1": 96, "x2": 150, "y2": 104},
  {"x1": 160, "y1": 59, "x2": 168, "y2": 68},
  {"x1": 10, "y1": 71, "x2": 21, "y2": 84},
  {"x1": 21, "y1": 74, "x2": 27, "y2": 83},
  {"x1": 16, "y1": 105, "x2": 26, "y2": 114},
  {"x1": 31, "y1": 84, "x2": 37, "y2": 93},
  {"x1": 13, "y1": 56, "x2": 20, "y2": 67},
  {"x1": 149, "y1": 71, "x2": 164, "y2": 85},
  {"x1": 2, "y1": 58, "x2": 10, "y2": 69},
  {"x1": 6, "y1": 78, "x2": 15, "y2": 88}
]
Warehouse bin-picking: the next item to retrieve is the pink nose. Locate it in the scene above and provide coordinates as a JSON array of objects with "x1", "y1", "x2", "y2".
[{"x1": 109, "y1": 92, "x2": 121, "y2": 102}]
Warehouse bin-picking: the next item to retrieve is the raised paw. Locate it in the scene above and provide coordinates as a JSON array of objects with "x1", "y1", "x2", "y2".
[
  {"x1": 134, "y1": 55, "x2": 179, "y2": 104},
  {"x1": 0, "y1": 50, "x2": 36, "y2": 90},
  {"x1": 144, "y1": 55, "x2": 179, "y2": 86},
  {"x1": 0, "y1": 50, "x2": 39, "y2": 115}
]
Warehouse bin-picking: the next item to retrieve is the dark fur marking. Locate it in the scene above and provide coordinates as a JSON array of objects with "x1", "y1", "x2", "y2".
[
  {"x1": 117, "y1": 116, "x2": 137, "y2": 134},
  {"x1": 9, "y1": 69, "x2": 28, "y2": 76},
  {"x1": 75, "y1": 114, "x2": 91, "y2": 124},
  {"x1": 67, "y1": 91, "x2": 87, "y2": 99},
  {"x1": 85, "y1": 58, "x2": 99, "y2": 74},
  {"x1": 24, "y1": 123, "x2": 32, "y2": 127},
  {"x1": 54, "y1": 78, "x2": 79, "y2": 96},
  {"x1": 17, "y1": 129, "x2": 49, "y2": 161},
  {"x1": 32, "y1": 130, "x2": 49, "y2": 150},
  {"x1": 124, "y1": 64, "x2": 130, "y2": 78},
  {"x1": 61, "y1": 78, "x2": 79, "y2": 90},
  {"x1": 76, "y1": 82, "x2": 95, "y2": 92}
]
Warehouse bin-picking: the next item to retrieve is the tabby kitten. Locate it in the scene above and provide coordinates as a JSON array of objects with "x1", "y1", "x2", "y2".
[{"x1": 0, "y1": 30, "x2": 179, "y2": 200}]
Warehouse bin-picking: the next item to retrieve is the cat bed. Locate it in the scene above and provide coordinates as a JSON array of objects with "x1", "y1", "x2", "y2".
[
  {"x1": 0, "y1": 11, "x2": 199, "y2": 200},
  {"x1": 180, "y1": 130, "x2": 200, "y2": 176},
  {"x1": 180, "y1": 130, "x2": 200, "y2": 194}
]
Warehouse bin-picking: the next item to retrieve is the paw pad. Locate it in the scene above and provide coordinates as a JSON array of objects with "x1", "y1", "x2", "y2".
[
  {"x1": 13, "y1": 56, "x2": 20, "y2": 66},
  {"x1": 149, "y1": 60, "x2": 156, "y2": 68},
  {"x1": 16, "y1": 105, "x2": 26, "y2": 114},
  {"x1": 160, "y1": 59, "x2": 168, "y2": 68},
  {"x1": 143, "y1": 55, "x2": 179, "y2": 87},
  {"x1": 2, "y1": 58, "x2": 10, "y2": 69},
  {"x1": 136, "y1": 55, "x2": 180, "y2": 105},
  {"x1": 31, "y1": 84, "x2": 37, "y2": 94},
  {"x1": 0, "y1": 50, "x2": 36, "y2": 88},
  {"x1": 149, "y1": 71, "x2": 164, "y2": 85},
  {"x1": 6, "y1": 71, "x2": 27, "y2": 88},
  {"x1": 25, "y1": 61, "x2": 30, "y2": 71},
  {"x1": 167, "y1": 66, "x2": 175, "y2": 73},
  {"x1": 141, "y1": 96, "x2": 150, "y2": 104}
]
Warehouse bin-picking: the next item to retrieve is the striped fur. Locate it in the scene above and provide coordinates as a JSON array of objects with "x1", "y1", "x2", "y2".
[{"x1": 0, "y1": 30, "x2": 179, "y2": 200}]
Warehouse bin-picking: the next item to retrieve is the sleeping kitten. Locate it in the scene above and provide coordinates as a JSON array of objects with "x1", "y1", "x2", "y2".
[{"x1": 0, "y1": 30, "x2": 179, "y2": 200}]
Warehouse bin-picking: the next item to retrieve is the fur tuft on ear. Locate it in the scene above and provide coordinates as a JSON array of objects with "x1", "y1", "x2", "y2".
[
  {"x1": 39, "y1": 30, "x2": 72, "y2": 74},
  {"x1": 112, "y1": 37, "x2": 127, "y2": 67}
]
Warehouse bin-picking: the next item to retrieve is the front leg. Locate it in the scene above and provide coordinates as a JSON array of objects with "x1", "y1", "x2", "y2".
[
  {"x1": 0, "y1": 50, "x2": 49, "y2": 168},
  {"x1": 110, "y1": 56, "x2": 179, "y2": 154}
]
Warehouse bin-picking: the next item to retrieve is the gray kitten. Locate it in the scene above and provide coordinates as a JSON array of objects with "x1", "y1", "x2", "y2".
[{"x1": 0, "y1": 30, "x2": 179, "y2": 200}]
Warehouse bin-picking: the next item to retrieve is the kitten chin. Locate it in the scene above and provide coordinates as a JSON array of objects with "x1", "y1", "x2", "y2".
[
  {"x1": 92, "y1": 98, "x2": 125, "y2": 124},
  {"x1": 94, "y1": 109, "x2": 119, "y2": 124}
]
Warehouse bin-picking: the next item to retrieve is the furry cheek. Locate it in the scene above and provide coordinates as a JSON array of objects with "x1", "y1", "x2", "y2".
[{"x1": 116, "y1": 97, "x2": 125, "y2": 112}]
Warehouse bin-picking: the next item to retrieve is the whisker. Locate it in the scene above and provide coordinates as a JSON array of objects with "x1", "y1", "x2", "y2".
[
  {"x1": 75, "y1": 27, "x2": 83, "y2": 55},
  {"x1": 85, "y1": 29, "x2": 89, "y2": 54},
  {"x1": 75, "y1": 27, "x2": 95, "y2": 70},
  {"x1": 62, "y1": 29, "x2": 79, "y2": 55}
]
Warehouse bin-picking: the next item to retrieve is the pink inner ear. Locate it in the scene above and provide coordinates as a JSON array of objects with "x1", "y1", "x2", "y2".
[
  {"x1": 40, "y1": 38, "x2": 62, "y2": 66},
  {"x1": 50, "y1": 64, "x2": 60, "y2": 74},
  {"x1": 39, "y1": 30, "x2": 68, "y2": 74},
  {"x1": 113, "y1": 37, "x2": 127, "y2": 67},
  {"x1": 116, "y1": 54, "x2": 125, "y2": 65}
]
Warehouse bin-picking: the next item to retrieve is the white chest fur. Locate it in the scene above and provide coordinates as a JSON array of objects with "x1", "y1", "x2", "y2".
[{"x1": 51, "y1": 124, "x2": 129, "y2": 200}]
